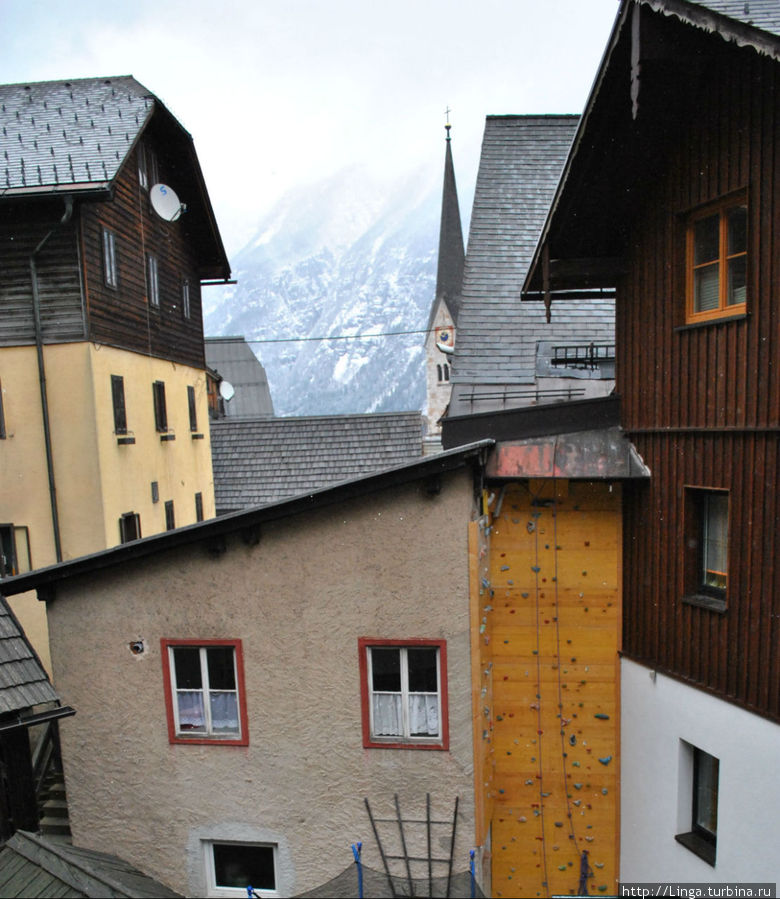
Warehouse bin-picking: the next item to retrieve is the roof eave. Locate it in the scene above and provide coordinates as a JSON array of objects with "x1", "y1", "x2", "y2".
[
  {"x1": 0, "y1": 440, "x2": 492, "y2": 599},
  {"x1": 522, "y1": 0, "x2": 780, "y2": 303}
]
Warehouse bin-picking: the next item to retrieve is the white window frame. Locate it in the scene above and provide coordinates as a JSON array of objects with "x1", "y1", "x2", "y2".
[
  {"x1": 147, "y1": 254, "x2": 160, "y2": 308},
  {"x1": 204, "y1": 840, "x2": 278, "y2": 898},
  {"x1": 167, "y1": 644, "x2": 242, "y2": 741},
  {"x1": 102, "y1": 227, "x2": 118, "y2": 288},
  {"x1": 182, "y1": 277, "x2": 191, "y2": 319},
  {"x1": 366, "y1": 644, "x2": 442, "y2": 744}
]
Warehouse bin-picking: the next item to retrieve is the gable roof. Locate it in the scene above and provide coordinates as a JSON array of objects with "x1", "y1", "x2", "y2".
[
  {"x1": 0, "y1": 76, "x2": 153, "y2": 198},
  {"x1": 447, "y1": 115, "x2": 614, "y2": 414},
  {"x1": 211, "y1": 411, "x2": 424, "y2": 512},
  {"x1": 0, "y1": 595, "x2": 58, "y2": 715},
  {"x1": 523, "y1": 0, "x2": 780, "y2": 300},
  {"x1": 0, "y1": 831, "x2": 182, "y2": 898},
  {"x1": 0, "y1": 75, "x2": 230, "y2": 280},
  {"x1": 205, "y1": 337, "x2": 275, "y2": 418}
]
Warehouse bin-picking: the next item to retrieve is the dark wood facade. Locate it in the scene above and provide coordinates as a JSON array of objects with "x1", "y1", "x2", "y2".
[
  {"x1": 617, "y1": 26, "x2": 780, "y2": 721},
  {"x1": 80, "y1": 140, "x2": 207, "y2": 369},
  {"x1": 0, "y1": 123, "x2": 223, "y2": 370}
]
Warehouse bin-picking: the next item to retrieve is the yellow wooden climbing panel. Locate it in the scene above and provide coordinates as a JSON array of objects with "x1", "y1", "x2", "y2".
[{"x1": 479, "y1": 480, "x2": 621, "y2": 898}]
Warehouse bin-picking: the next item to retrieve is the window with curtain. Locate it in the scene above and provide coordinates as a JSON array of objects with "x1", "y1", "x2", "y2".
[
  {"x1": 162, "y1": 640, "x2": 248, "y2": 745},
  {"x1": 359, "y1": 638, "x2": 448, "y2": 749}
]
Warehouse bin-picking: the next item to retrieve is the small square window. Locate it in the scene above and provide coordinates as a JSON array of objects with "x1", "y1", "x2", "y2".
[
  {"x1": 684, "y1": 488, "x2": 728, "y2": 611},
  {"x1": 676, "y1": 743, "x2": 719, "y2": 866},
  {"x1": 119, "y1": 512, "x2": 141, "y2": 543},
  {"x1": 686, "y1": 195, "x2": 747, "y2": 323},
  {"x1": 206, "y1": 842, "x2": 277, "y2": 897},
  {"x1": 164, "y1": 499, "x2": 175, "y2": 531},
  {"x1": 161, "y1": 640, "x2": 248, "y2": 746},
  {"x1": 358, "y1": 638, "x2": 448, "y2": 750},
  {"x1": 147, "y1": 254, "x2": 160, "y2": 308},
  {"x1": 102, "y1": 227, "x2": 118, "y2": 288},
  {"x1": 0, "y1": 525, "x2": 30, "y2": 577}
]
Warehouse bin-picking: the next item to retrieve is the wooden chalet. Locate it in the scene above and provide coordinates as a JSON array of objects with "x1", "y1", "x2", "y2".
[{"x1": 524, "y1": 0, "x2": 780, "y2": 881}]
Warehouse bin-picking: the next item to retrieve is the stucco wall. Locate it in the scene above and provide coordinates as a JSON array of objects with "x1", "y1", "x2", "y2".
[
  {"x1": 621, "y1": 657, "x2": 780, "y2": 882},
  {"x1": 49, "y1": 469, "x2": 478, "y2": 897}
]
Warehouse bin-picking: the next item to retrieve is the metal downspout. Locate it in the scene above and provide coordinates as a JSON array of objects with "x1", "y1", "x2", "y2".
[{"x1": 29, "y1": 197, "x2": 73, "y2": 564}]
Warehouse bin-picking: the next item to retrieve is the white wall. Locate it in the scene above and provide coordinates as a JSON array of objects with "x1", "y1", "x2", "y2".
[{"x1": 621, "y1": 658, "x2": 780, "y2": 883}]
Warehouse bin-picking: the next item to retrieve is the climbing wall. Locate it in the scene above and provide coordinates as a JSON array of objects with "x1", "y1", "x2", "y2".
[{"x1": 483, "y1": 480, "x2": 621, "y2": 897}]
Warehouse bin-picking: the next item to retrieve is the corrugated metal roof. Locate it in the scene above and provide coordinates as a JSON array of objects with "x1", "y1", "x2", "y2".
[
  {"x1": 0, "y1": 831, "x2": 182, "y2": 897},
  {"x1": 449, "y1": 116, "x2": 615, "y2": 414},
  {"x1": 211, "y1": 411, "x2": 424, "y2": 512},
  {"x1": 0, "y1": 76, "x2": 154, "y2": 197},
  {"x1": 0, "y1": 596, "x2": 58, "y2": 715}
]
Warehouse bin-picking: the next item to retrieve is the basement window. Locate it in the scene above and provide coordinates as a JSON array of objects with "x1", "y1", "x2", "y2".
[
  {"x1": 205, "y1": 841, "x2": 277, "y2": 897},
  {"x1": 359, "y1": 638, "x2": 448, "y2": 750},
  {"x1": 162, "y1": 640, "x2": 248, "y2": 746}
]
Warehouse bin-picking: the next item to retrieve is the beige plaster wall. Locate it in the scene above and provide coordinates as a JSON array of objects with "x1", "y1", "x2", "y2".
[
  {"x1": 1, "y1": 342, "x2": 215, "y2": 671},
  {"x1": 49, "y1": 469, "x2": 478, "y2": 897}
]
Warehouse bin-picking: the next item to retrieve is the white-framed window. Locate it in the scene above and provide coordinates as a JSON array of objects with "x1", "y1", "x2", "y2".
[
  {"x1": 147, "y1": 254, "x2": 159, "y2": 308},
  {"x1": 102, "y1": 227, "x2": 118, "y2": 288},
  {"x1": 358, "y1": 638, "x2": 448, "y2": 749},
  {"x1": 182, "y1": 278, "x2": 191, "y2": 319},
  {"x1": 204, "y1": 841, "x2": 278, "y2": 898},
  {"x1": 162, "y1": 640, "x2": 248, "y2": 746}
]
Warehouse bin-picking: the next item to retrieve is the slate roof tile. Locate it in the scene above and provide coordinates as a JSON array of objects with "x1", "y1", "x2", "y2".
[
  {"x1": 0, "y1": 76, "x2": 154, "y2": 196},
  {"x1": 210, "y1": 412, "x2": 424, "y2": 512},
  {"x1": 449, "y1": 116, "x2": 615, "y2": 413},
  {"x1": 0, "y1": 597, "x2": 58, "y2": 714}
]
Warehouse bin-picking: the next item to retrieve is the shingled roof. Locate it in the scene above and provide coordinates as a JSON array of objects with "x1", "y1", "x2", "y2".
[
  {"x1": 0, "y1": 596, "x2": 58, "y2": 715},
  {"x1": 0, "y1": 76, "x2": 156, "y2": 197},
  {"x1": 211, "y1": 412, "x2": 424, "y2": 512},
  {"x1": 0, "y1": 831, "x2": 182, "y2": 898},
  {"x1": 448, "y1": 116, "x2": 614, "y2": 416},
  {"x1": 0, "y1": 75, "x2": 229, "y2": 279}
]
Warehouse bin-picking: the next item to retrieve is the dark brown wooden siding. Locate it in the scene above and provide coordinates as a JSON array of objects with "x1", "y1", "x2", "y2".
[
  {"x1": 80, "y1": 140, "x2": 206, "y2": 369},
  {"x1": 0, "y1": 201, "x2": 85, "y2": 345},
  {"x1": 618, "y1": 46, "x2": 780, "y2": 721}
]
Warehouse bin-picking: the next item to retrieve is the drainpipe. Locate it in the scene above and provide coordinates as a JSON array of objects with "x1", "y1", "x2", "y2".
[{"x1": 29, "y1": 196, "x2": 73, "y2": 564}]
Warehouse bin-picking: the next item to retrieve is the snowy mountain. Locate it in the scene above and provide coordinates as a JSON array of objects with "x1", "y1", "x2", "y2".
[{"x1": 203, "y1": 165, "x2": 439, "y2": 417}]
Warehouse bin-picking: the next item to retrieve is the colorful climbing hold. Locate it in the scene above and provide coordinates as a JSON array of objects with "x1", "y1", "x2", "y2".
[
  {"x1": 598, "y1": 756, "x2": 612, "y2": 766},
  {"x1": 594, "y1": 713, "x2": 609, "y2": 720}
]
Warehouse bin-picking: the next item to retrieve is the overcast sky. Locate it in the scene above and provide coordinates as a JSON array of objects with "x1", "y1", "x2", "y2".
[{"x1": 1, "y1": 0, "x2": 619, "y2": 255}]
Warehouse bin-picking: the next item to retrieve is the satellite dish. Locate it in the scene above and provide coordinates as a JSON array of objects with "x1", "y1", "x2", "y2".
[
  {"x1": 219, "y1": 380, "x2": 235, "y2": 402},
  {"x1": 150, "y1": 183, "x2": 185, "y2": 222}
]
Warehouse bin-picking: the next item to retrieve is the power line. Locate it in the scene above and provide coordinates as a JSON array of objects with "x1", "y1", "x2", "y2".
[{"x1": 244, "y1": 328, "x2": 433, "y2": 344}]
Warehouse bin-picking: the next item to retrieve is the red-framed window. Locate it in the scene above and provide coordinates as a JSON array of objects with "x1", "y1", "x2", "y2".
[
  {"x1": 161, "y1": 638, "x2": 249, "y2": 746},
  {"x1": 358, "y1": 637, "x2": 448, "y2": 750}
]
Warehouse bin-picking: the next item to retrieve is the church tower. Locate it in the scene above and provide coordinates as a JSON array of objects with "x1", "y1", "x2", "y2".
[{"x1": 423, "y1": 119, "x2": 465, "y2": 453}]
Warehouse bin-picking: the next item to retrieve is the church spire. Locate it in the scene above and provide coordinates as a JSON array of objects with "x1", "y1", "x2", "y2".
[{"x1": 435, "y1": 113, "x2": 465, "y2": 323}]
